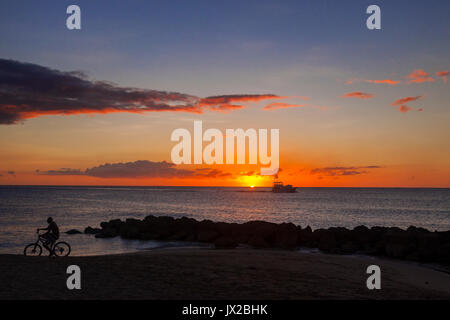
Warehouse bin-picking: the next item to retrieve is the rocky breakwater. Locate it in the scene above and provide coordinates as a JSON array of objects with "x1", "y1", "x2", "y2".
[{"x1": 88, "y1": 216, "x2": 450, "y2": 264}]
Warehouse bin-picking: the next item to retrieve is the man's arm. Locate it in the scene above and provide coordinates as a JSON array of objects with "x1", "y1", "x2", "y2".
[{"x1": 37, "y1": 227, "x2": 49, "y2": 231}]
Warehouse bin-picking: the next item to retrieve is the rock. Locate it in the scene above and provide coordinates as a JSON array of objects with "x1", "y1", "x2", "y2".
[
  {"x1": 315, "y1": 230, "x2": 337, "y2": 252},
  {"x1": 338, "y1": 241, "x2": 357, "y2": 254},
  {"x1": 84, "y1": 226, "x2": 101, "y2": 234},
  {"x1": 407, "y1": 226, "x2": 429, "y2": 234},
  {"x1": 197, "y1": 230, "x2": 219, "y2": 242},
  {"x1": 416, "y1": 233, "x2": 441, "y2": 262},
  {"x1": 119, "y1": 225, "x2": 140, "y2": 239},
  {"x1": 140, "y1": 232, "x2": 158, "y2": 240},
  {"x1": 243, "y1": 221, "x2": 277, "y2": 239},
  {"x1": 214, "y1": 236, "x2": 238, "y2": 249},
  {"x1": 437, "y1": 243, "x2": 450, "y2": 264},
  {"x1": 382, "y1": 229, "x2": 416, "y2": 259},
  {"x1": 109, "y1": 219, "x2": 123, "y2": 229},
  {"x1": 95, "y1": 227, "x2": 118, "y2": 238},
  {"x1": 167, "y1": 231, "x2": 189, "y2": 241},
  {"x1": 352, "y1": 225, "x2": 373, "y2": 249},
  {"x1": 66, "y1": 229, "x2": 82, "y2": 235},
  {"x1": 385, "y1": 243, "x2": 413, "y2": 258},
  {"x1": 85, "y1": 216, "x2": 450, "y2": 265},
  {"x1": 298, "y1": 226, "x2": 314, "y2": 246},
  {"x1": 248, "y1": 236, "x2": 269, "y2": 248},
  {"x1": 273, "y1": 223, "x2": 299, "y2": 248}
]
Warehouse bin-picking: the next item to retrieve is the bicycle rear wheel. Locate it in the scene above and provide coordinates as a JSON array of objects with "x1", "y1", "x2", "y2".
[
  {"x1": 53, "y1": 241, "x2": 71, "y2": 257},
  {"x1": 24, "y1": 243, "x2": 42, "y2": 256}
]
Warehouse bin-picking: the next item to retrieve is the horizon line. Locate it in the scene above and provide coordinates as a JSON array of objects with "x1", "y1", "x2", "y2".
[{"x1": 0, "y1": 184, "x2": 448, "y2": 189}]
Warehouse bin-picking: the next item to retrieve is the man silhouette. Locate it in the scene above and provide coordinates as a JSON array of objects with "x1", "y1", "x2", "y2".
[{"x1": 37, "y1": 217, "x2": 60, "y2": 256}]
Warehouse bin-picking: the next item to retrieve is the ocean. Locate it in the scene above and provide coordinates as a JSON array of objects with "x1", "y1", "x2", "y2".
[{"x1": 1, "y1": 186, "x2": 449, "y2": 256}]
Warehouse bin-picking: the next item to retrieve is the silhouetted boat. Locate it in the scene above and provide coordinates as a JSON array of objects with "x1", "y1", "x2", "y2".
[{"x1": 272, "y1": 181, "x2": 296, "y2": 193}]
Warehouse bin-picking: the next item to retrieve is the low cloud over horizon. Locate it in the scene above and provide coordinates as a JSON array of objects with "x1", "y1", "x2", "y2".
[
  {"x1": 36, "y1": 160, "x2": 232, "y2": 179},
  {"x1": 310, "y1": 166, "x2": 383, "y2": 178}
]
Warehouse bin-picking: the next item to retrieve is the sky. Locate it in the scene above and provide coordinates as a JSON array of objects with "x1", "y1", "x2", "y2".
[{"x1": 0, "y1": 0, "x2": 449, "y2": 187}]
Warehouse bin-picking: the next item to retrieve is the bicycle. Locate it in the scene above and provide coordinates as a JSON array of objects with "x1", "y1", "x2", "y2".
[{"x1": 23, "y1": 230, "x2": 71, "y2": 257}]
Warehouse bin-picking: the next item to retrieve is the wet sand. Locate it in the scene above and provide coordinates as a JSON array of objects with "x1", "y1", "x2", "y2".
[{"x1": 1, "y1": 249, "x2": 449, "y2": 299}]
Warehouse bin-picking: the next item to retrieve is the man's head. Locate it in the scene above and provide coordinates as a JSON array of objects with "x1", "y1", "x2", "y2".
[{"x1": 47, "y1": 217, "x2": 53, "y2": 224}]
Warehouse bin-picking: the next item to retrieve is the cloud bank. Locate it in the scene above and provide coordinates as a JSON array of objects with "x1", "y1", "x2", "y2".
[
  {"x1": 37, "y1": 160, "x2": 231, "y2": 179},
  {"x1": 0, "y1": 59, "x2": 281, "y2": 124},
  {"x1": 310, "y1": 166, "x2": 382, "y2": 177}
]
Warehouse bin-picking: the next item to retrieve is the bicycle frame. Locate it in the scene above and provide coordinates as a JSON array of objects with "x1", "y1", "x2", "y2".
[{"x1": 35, "y1": 232, "x2": 55, "y2": 252}]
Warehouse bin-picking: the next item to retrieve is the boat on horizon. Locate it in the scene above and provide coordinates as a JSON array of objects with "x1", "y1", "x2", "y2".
[{"x1": 272, "y1": 180, "x2": 296, "y2": 193}]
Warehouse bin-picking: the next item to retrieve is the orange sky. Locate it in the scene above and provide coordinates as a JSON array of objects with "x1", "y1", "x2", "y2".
[
  {"x1": 0, "y1": 63, "x2": 449, "y2": 188},
  {"x1": 1, "y1": 2, "x2": 450, "y2": 188}
]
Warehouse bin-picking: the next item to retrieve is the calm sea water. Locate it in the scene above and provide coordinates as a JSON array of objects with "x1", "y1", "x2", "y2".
[{"x1": 0, "y1": 186, "x2": 449, "y2": 256}]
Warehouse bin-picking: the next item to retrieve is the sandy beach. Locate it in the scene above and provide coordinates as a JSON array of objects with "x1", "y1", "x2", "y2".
[{"x1": 1, "y1": 248, "x2": 449, "y2": 300}]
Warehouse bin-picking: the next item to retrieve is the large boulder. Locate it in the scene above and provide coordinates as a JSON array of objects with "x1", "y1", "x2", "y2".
[
  {"x1": 66, "y1": 229, "x2": 82, "y2": 235},
  {"x1": 84, "y1": 226, "x2": 101, "y2": 234},
  {"x1": 85, "y1": 216, "x2": 450, "y2": 265},
  {"x1": 119, "y1": 224, "x2": 141, "y2": 239},
  {"x1": 415, "y1": 233, "x2": 441, "y2": 262},
  {"x1": 214, "y1": 236, "x2": 238, "y2": 249},
  {"x1": 95, "y1": 227, "x2": 118, "y2": 238},
  {"x1": 315, "y1": 229, "x2": 337, "y2": 252},
  {"x1": 272, "y1": 223, "x2": 300, "y2": 249},
  {"x1": 382, "y1": 229, "x2": 416, "y2": 259},
  {"x1": 197, "y1": 230, "x2": 219, "y2": 242},
  {"x1": 248, "y1": 236, "x2": 270, "y2": 248},
  {"x1": 352, "y1": 225, "x2": 372, "y2": 248},
  {"x1": 100, "y1": 219, "x2": 123, "y2": 232},
  {"x1": 298, "y1": 226, "x2": 314, "y2": 246}
]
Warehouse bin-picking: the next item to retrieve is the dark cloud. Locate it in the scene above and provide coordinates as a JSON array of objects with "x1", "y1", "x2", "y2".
[
  {"x1": 84, "y1": 161, "x2": 196, "y2": 178},
  {"x1": 37, "y1": 160, "x2": 232, "y2": 179},
  {"x1": 194, "y1": 168, "x2": 232, "y2": 178},
  {"x1": 310, "y1": 166, "x2": 382, "y2": 177},
  {"x1": 7, "y1": 171, "x2": 15, "y2": 175},
  {"x1": 38, "y1": 168, "x2": 84, "y2": 176},
  {"x1": 0, "y1": 59, "x2": 281, "y2": 124}
]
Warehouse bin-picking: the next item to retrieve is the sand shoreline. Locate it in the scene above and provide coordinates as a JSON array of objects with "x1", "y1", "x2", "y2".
[{"x1": 1, "y1": 248, "x2": 450, "y2": 300}]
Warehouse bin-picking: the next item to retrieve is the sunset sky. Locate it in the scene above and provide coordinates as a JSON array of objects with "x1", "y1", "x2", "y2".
[{"x1": 0, "y1": 0, "x2": 449, "y2": 187}]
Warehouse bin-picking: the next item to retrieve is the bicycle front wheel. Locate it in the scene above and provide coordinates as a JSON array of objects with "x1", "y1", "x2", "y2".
[
  {"x1": 24, "y1": 243, "x2": 42, "y2": 256},
  {"x1": 53, "y1": 241, "x2": 71, "y2": 257}
]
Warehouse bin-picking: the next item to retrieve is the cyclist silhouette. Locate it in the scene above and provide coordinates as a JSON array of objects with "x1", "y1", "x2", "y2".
[{"x1": 37, "y1": 217, "x2": 60, "y2": 256}]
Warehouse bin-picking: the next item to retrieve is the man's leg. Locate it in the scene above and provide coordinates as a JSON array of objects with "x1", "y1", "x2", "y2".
[{"x1": 42, "y1": 236, "x2": 53, "y2": 256}]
